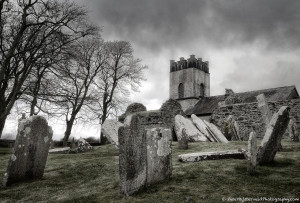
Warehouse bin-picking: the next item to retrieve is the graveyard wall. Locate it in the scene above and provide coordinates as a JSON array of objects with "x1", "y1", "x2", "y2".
[{"x1": 211, "y1": 98, "x2": 300, "y2": 140}]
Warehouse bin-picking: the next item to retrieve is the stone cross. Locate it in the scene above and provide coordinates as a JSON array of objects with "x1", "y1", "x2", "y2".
[
  {"x1": 3, "y1": 116, "x2": 53, "y2": 187},
  {"x1": 247, "y1": 132, "x2": 257, "y2": 175}
]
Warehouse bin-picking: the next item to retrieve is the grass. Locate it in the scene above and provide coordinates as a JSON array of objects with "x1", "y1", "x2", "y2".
[{"x1": 0, "y1": 141, "x2": 299, "y2": 203}]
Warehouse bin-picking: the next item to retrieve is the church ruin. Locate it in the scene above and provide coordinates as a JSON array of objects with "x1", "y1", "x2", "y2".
[{"x1": 169, "y1": 55, "x2": 300, "y2": 140}]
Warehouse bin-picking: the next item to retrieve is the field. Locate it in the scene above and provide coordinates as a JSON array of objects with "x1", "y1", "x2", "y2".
[{"x1": 0, "y1": 141, "x2": 299, "y2": 203}]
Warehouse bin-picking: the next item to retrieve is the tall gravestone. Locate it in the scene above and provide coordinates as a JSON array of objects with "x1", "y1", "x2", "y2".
[
  {"x1": 256, "y1": 94, "x2": 272, "y2": 125},
  {"x1": 257, "y1": 106, "x2": 290, "y2": 165},
  {"x1": 178, "y1": 128, "x2": 188, "y2": 149},
  {"x1": 146, "y1": 128, "x2": 172, "y2": 186},
  {"x1": 247, "y1": 132, "x2": 257, "y2": 175},
  {"x1": 3, "y1": 116, "x2": 53, "y2": 187},
  {"x1": 288, "y1": 118, "x2": 299, "y2": 142},
  {"x1": 119, "y1": 113, "x2": 172, "y2": 195}
]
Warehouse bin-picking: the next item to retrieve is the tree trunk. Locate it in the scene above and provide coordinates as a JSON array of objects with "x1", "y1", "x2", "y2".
[
  {"x1": 63, "y1": 118, "x2": 75, "y2": 146},
  {"x1": 0, "y1": 116, "x2": 6, "y2": 139},
  {"x1": 30, "y1": 96, "x2": 37, "y2": 116}
]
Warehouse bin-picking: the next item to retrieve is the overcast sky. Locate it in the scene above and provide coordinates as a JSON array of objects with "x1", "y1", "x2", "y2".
[
  {"x1": 4, "y1": 0, "x2": 300, "y2": 140},
  {"x1": 76, "y1": 0, "x2": 300, "y2": 111}
]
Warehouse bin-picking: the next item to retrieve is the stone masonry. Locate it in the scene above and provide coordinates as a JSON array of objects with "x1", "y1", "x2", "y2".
[{"x1": 211, "y1": 98, "x2": 300, "y2": 140}]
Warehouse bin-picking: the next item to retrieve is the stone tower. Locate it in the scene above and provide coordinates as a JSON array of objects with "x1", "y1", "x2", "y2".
[{"x1": 169, "y1": 55, "x2": 210, "y2": 111}]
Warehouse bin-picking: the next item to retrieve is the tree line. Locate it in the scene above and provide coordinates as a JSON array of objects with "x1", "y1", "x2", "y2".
[{"x1": 0, "y1": 0, "x2": 147, "y2": 146}]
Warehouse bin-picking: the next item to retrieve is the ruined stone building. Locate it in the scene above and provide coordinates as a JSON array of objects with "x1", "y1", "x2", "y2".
[{"x1": 170, "y1": 55, "x2": 300, "y2": 140}]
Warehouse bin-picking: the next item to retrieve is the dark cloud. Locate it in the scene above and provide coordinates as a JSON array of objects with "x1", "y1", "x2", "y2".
[{"x1": 82, "y1": 0, "x2": 300, "y2": 52}]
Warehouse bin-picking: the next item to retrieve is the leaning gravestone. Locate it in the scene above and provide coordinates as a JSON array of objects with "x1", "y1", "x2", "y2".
[
  {"x1": 119, "y1": 113, "x2": 172, "y2": 195},
  {"x1": 204, "y1": 120, "x2": 229, "y2": 143},
  {"x1": 191, "y1": 114, "x2": 216, "y2": 142},
  {"x1": 247, "y1": 132, "x2": 257, "y2": 175},
  {"x1": 222, "y1": 115, "x2": 241, "y2": 141},
  {"x1": 174, "y1": 115, "x2": 208, "y2": 142},
  {"x1": 257, "y1": 106, "x2": 290, "y2": 165},
  {"x1": 178, "y1": 128, "x2": 188, "y2": 149},
  {"x1": 77, "y1": 138, "x2": 93, "y2": 153},
  {"x1": 101, "y1": 119, "x2": 123, "y2": 149},
  {"x1": 3, "y1": 116, "x2": 53, "y2": 187}
]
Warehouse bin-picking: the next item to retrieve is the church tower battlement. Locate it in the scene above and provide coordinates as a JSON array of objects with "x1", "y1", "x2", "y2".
[{"x1": 169, "y1": 55, "x2": 210, "y2": 111}]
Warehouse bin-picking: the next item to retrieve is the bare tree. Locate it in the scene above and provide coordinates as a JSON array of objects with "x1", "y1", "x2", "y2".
[
  {"x1": 53, "y1": 36, "x2": 107, "y2": 146},
  {"x1": 94, "y1": 41, "x2": 147, "y2": 143},
  {"x1": 0, "y1": 0, "x2": 97, "y2": 138}
]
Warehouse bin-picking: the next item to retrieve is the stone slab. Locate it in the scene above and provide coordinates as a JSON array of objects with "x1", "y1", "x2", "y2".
[
  {"x1": 247, "y1": 132, "x2": 257, "y2": 175},
  {"x1": 3, "y1": 116, "x2": 53, "y2": 187},
  {"x1": 49, "y1": 147, "x2": 70, "y2": 154},
  {"x1": 256, "y1": 94, "x2": 272, "y2": 125},
  {"x1": 204, "y1": 120, "x2": 228, "y2": 143},
  {"x1": 175, "y1": 115, "x2": 208, "y2": 142},
  {"x1": 178, "y1": 150, "x2": 245, "y2": 162},
  {"x1": 102, "y1": 119, "x2": 123, "y2": 149},
  {"x1": 119, "y1": 115, "x2": 147, "y2": 196},
  {"x1": 178, "y1": 127, "x2": 188, "y2": 149},
  {"x1": 191, "y1": 114, "x2": 216, "y2": 142},
  {"x1": 146, "y1": 128, "x2": 172, "y2": 186},
  {"x1": 257, "y1": 106, "x2": 290, "y2": 165}
]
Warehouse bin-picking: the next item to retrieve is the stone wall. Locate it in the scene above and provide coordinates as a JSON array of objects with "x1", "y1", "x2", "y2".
[{"x1": 211, "y1": 98, "x2": 300, "y2": 140}]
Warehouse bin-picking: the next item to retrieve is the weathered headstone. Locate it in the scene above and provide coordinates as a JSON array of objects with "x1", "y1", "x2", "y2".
[
  {"x1": 178, "y1": 128, "x2": 188, "y2": 149},
  {"x1": 256, "y1": 94, "x2": 272, "y2": 126},
  {"x1": 191, "y1": 114, "x2": 216, "y2": 142},
  {"x1": 288, "y1": 118, "x2": 299, "y2": 142},
  {"x1": 204, "y1": 120, "x2": 229, "y2": 143},
  {"x1": 174, "y1": 115, "x2": 208, "y2": 142},
  {"x1": 101, "y1": 119, "x2": 123, "y2": 149},
  {"x1": 3, "y1": 116, "x2": 53, "y2": 187},
  {"x1": 178, "y1": 150, "x2": 245, "y2": 162},
  {"x1": 257, "y1": 106, "x2": 290, "y2": 165},
  {"x1": 76, "y1": 138, "x2": 93, "y2": 153},
  {"x1": 146, "y1": 128, "x2": 172, "y2": 186},
  {"x1": 247, "y1": 132, "x2": 257, "y2": 175},
  {"x1": 222, "y1": 115, "x2": 241, "y2": 141},
  {"x1": 119, "y1": 113, "x2": 172, "y2": 195}
]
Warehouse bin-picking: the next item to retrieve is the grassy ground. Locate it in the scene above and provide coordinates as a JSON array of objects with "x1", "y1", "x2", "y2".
[{"x1": 0, "y1": 141, "x2": 299, "y2": 203}]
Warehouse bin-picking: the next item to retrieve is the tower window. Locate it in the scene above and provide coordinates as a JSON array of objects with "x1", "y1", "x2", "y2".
[
  {"x1": 200, "y1": 83, "x2": 205, "y2": 97},
  {"x1": 178, "y1": 83, "x2": 184, "y2": 98}
]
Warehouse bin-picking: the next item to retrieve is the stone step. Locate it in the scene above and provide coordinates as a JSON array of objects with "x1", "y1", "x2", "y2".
[{"x1": 178, "y1": 150, "x2": 246, "y2": 162}]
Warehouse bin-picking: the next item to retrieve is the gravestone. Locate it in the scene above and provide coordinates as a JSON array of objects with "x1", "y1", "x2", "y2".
[
  {"x1": 204, "y1": 120, "x2": 229, "y2": 143},
  {"x1": 101, "y1": 119, "x2": 123, "y2": 149},
  {"x1": 77, "y1": 138, "x2": 93, "y2": 153},
  {"x1": 178, "y1": 128, "x2": 188, "y2": 149},
  {"x1": 146, "y1": 128, "x2": 172, "y2": 186},
  {"x1": 174, "y1": 115, "x2": 207, "y2": 142},
  {"x1": 49, "y1": 147, "x2": 70, "y2": 154},
  {"x1": 257, "y1": 106, "x2": 290, "y2": 165},
  {"x1": 288, "y1": 118, "x2": 299, "y2": 142},
  {"x1": 3, "y1": 116, "x2": 53, "y2": 187},
  {"x1": 178, "y1": 150, "x2": 245, "y2": 162},
  {"x1": 191, "y1": 114, "x2": 216, "y2": 142},
  {"x1": 247, "y1": 132, "x2": 257, "y2": 175},
  {"x1": 256, "y1": 94, "x2": 272, "y2": 126},
  {"x1": 119, "y1": 113, "x2": 172, "y2": 195},
  {"x1": 222, "y1": 115, "x2": 240, "y2": 141}
]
